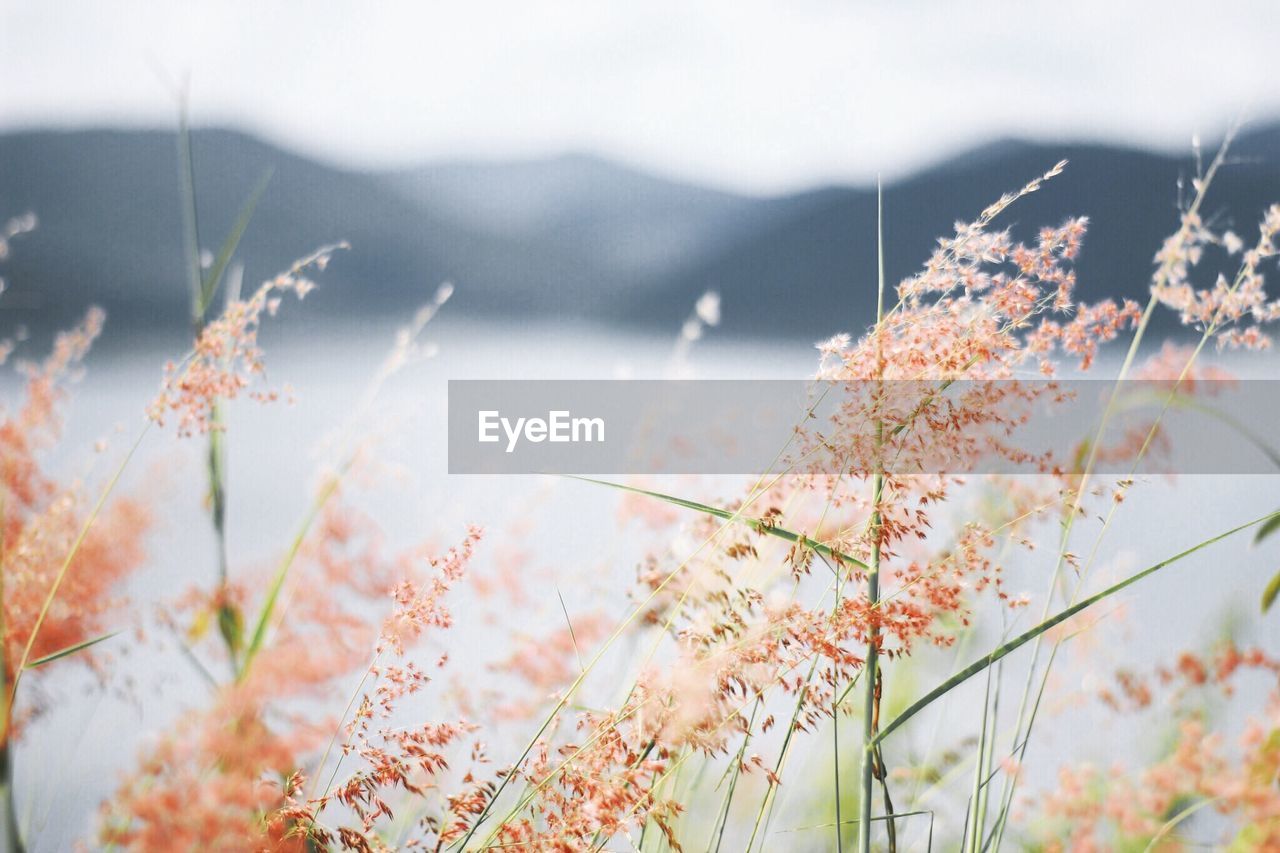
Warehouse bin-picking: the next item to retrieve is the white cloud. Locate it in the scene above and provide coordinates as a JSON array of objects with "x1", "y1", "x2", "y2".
[{"x1": 1, "y1": 0, "x2": 1275, "y2": 192}]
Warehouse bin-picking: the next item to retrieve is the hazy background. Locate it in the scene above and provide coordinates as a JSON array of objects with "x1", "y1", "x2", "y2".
[
  {"x1": 5, "y1": 0, "x2": 1279, "y2": 191},
  {"x1": 2, "y1": 0, "x2": 1280, "y2": 346}
]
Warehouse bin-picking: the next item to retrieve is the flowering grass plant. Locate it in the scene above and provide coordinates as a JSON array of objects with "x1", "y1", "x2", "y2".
[{"x1": 0, "y1": 128, "x2": 1278, "y2": 852}]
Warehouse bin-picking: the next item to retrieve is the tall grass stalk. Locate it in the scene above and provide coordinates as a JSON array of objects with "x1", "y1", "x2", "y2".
[
  {"x1": 451, "y1": 416, "x2": 843, "y2": 848},
  {"x1": 985, "y1": 191, "x2": 1273, "y2": 847},
  {"x1": 984, "y1": 127, "x2": 1240, "y2": 850},
  {"x1": 857, "y1": 179, "x2": 888, "y2": 853},
  {"x1": 6, "y1": 427, "x2": 149, "y2": 721},
  {"x1": 963, "y1": 665, "x2": 996, "y2": 852},
  {"x1": 606, "y1": 647, "x2": 844, "y2": 849},
  {"x1": 572, "y1": 163, "x2": 1245, "y2": 849},
  {"x1": 242, "y1": 285, "x2": 453, "y2": 689},
  {"x1": 709, "y1": 698, "x2": 760, "y2": 852},
  {"x1": 0, "y1": 500, "x2": 16, "y2": 853},
  {"x1": 467, "y1": 446, "x2": 844, "y2": 849},
  {"x1": 0, "y1": 416, "x2": 150, "y2": 853},
  {"x1": 744, "y1": 653, "x2": 821, "y2": 852},
  {"x1": 832, "y1": 585, "x2": 845, "y2": 853},
  {"x1": 0, "y1": 744, "x2": 18, "y2": 853},
  {"x1": 175, "y1": 105, "x2": 271, "y2": 673},
  {"x1": 731, "y1": 478, "x2": 852, "y2": 848}
]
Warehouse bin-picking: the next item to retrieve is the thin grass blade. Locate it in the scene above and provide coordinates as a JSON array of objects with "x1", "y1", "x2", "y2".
[
  {"x1": 240, "y1": 473, "x2": 342, "y2": 677},
  {"x1": 569, "y1": 477, "x2": 869, "y2": 571},
  {"x1": 1262, "y1": 569, "x2": 1280, "y2": 613},
  {"x1": 24, "y1": 631, "x2": 119, "y2": 670},
  {"x1": 197, "y1": 169, "x2": 273, "y2": 317},
  {"x1": 1255, "y1": 514, "x2": 1280, "y2": 545},
  {"x1": 872, "y1": 510, "x2": 1278, "y2": 747}
]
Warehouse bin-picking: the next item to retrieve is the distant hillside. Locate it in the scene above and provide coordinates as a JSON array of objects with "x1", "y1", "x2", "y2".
[
  {"x1": 637, "y1": 125, "x2": 1280, "y2": 339},
  {"x1": 381, "y1": 153, "x2": 765, "y2": 277},
  {"x1": 0, "y1": 130, "x2": 634, "y2": 336},
  {"x1": 1, "y1": 125, "x2": 1279, "y2": 343}
]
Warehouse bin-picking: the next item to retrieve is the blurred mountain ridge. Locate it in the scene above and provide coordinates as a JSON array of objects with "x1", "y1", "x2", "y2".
[{"x1": 1, "y1": 124, "x2": 1279, "y2": 343}]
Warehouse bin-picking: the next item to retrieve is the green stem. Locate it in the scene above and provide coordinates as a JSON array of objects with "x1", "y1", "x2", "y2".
[
  {"x1": 858, "y1": 178, "x2": 888, "y2": 853},
  {"x1": 833, "y1": 643, "x2": 844, "y2": 853},
  {"x1": 857, "y1": 474, "x2": 883, "y2": 853},
  {"x1": 710, "y1": 700, "x2": 759, "y2": 853},
  {"x1": 0, "y1": 741, "x2": 22, "y2": 853},
  {"x1": 987, "y1": 128, "x2": 1241, "y2": 849}
]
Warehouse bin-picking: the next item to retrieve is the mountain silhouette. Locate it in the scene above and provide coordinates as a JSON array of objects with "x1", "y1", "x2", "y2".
[
  {"x1": 640, "y1": 125, "x2": 1280, "y2": 339},
  {"x1": 1, "y1": 125, "x2": 1278, "y2": 344}
]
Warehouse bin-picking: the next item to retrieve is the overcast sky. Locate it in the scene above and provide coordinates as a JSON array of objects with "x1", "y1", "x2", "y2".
[{"x1": 2, "y1": 1, "x2": 1277, "y2": 193}]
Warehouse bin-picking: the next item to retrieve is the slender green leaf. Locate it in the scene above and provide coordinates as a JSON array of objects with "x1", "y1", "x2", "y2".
[
  {"x1": 555, "y1": 587, "x2": 584, "y2": 674},
  {"x1": 10, "y1": 426, "x2": 149, "y2": 701},
  {"x1": 1262, "y1": 569, "x2": 1280, "y2": 613},
  {"x1": 240, "y1": 473, "x2": 342, "y2": 678},
  {"x1": 1143, "y1": 796, "x2": 1221, "y2": 852},
  {"x1": 197, "y1": 169, "x2": 273, "y2": 319},
  {"x1": 570, "y1": 477, "x2": 869, "y2": 571},
  {"x1": 25, "y1": 631, "x2": 119, "y2": 670},
  {"x1": 776, "y1": 809, "x2": 934, "y2": 831},
  {"x1": 1256, "y1": 513, "x2": 1280, "y2": 545},
  {"x1": 873, "y1": 510, "x2": 1279, "y2": 748},
  {"x1": 177, "y1": 107, "x2": 204, "y2": 322},
  {"x1": 218, "y1": 601, "x2": 245, "y2": 657}
]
